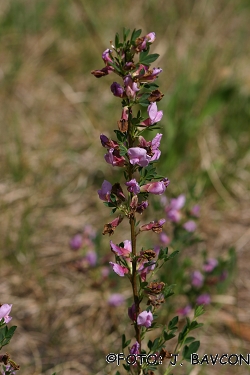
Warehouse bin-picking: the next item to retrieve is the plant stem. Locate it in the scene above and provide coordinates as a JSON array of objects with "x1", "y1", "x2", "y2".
[{"x1": 128, "y1": 106, "x2": 141, "y2": 372}]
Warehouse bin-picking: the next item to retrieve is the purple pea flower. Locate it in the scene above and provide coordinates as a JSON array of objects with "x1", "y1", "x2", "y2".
[
  {"x1": 138, "y1": 261, "x2": 156, "y2": 281},
  {"x1": 100, "y1": 134, "x2": 118, "y2": 149},
  {"x1": 124, "y1": 75, "x2": 140, "y2": 99},
  {"x1": 196, "y1": 293, "x2": 211, "y2": 305},
  {"x1": 69, "y1": 234, "x2": 83, "y2": 251},
  {"x1": 203, "y1": 258, "x2": 218, "y2": 273},
  {"x1": 165, "y1": 194, "x2": 186, "y2": 222},
  {"x1": 0, "y1": 304, "x2": 12, "y2": 324},
  {"x1": 97, "y1": 180, "x2": 112, "y2": 201},
  {"x1": 159, "y1": 232, "x2": 170, "y2": 245},
  {"x1": 1, "y1": 365, "x2": 16, "y2": 375},
  {"x1": 177, "y1": 305, "x2": 192, "y2": 317},
  {"x1": 91, "y1": 65, "x2": 114, "y2": 78},
  {"x1": 191, "y1": 204, "x2": 200, "y2": 217},
  {"x1": 140, "y1": 181, "x2": 165, "y2": 195},
  {"x1": 137, "y1": 310, "x2": 153, "y2": 328},
  {"x1": 104, "y1": 148, "x2": 125, "y2": 167},
  {"x1": 109, "y1": 262, "x2": 129, "y2": 277},
  {"x1": 133, "y1": 65, "x2": 162, "y2": 83},
  {"x1": 125, "y1": 179, "x2": 140, "y2": 194},
  {"x1": 128, "y1": 147, "x2": 151, "y2": 167},
  {"x1": 85, "y1": 250, "x2": 97, "y2": 267},
  {"x1": 191, "y1": 271, "x2": 204, "y2": 288},
  {"x1": 136, "y1": 200, "x2": 149, "y2": 214},
  {"x1": 141, "y1": 102, "x2": 163, "y2": 126},
  {"x1": 108, "y1": 293, "x2": 125, "y2": 307},
  {"x1": 110, "y1": 82, "x2": 124, "y2": 98},
  {"x1": 140, "y1": 178, "x2": 169, "y2": 195},
  {"x1": 138, "y1": 133, "x2": 162, "y2": 161},
  {"x1": 102, "y1": 49, "x2": 113, "y2": 64},
  {"x1": 130, "y1": 341, "x2": 140, "y2": 355},
  {"x1": 140, "y1": 219, "x2": 166, "y2": 233},
  {"x1": 134, "y1": 32, "x2": 156, "y2": 52},
  {"x1": 110, "y1": 240, "x2": 132, "y2": 257},
  {"x1": 183, "y1": 220, "x2": 197, "y2": 232}
]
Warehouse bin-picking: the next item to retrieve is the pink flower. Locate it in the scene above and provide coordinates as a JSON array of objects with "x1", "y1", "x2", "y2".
[
  {"x1": 0, "y1": 304, "x2": 12, "y2": 324},
  {"x1": 130, "y1": 341, "x2": 140, "y2": 355},
  {"x1": 177, "y1": 305, "x2": 192, "y2": 316},
  {"x1": 102, "y1": 49, "x2": 113, "y2": 64},
  {"x1": 102, "y1": 216, "x2": 123, "y2": 235},
  {"x1": 141, "y1": 103, "x2": 163, "y2": 126},
  {"x1": 125, "y1": 179, "x2": 140, "y2": 194},
  {"x1": 108, "y1": 293, "x2": 125, "y2": 307},
  {"x1": 109, "y1": 262, "x2": 129, "y2": 277},
  {"x1": 165, "y1": 194, "x2": 186, "y2": 222},
  {"x1": 140, "y1": 219, "x2": 166, "y2": 233},
  {"x1": 159, "y1": 232, "x2": 170, "y2": 245},
  {"x1": 91, "y1": 65, "x2": 114, "y2": 78},
  {"x1": 138, "y1": 133, "x2": 162, "y2": 161},
  {"x1": 124, "y1": 75, "x2": 140, "y2": 99},
  {"x1": 100, "y1": 134, "x2": 118, "y2": 149},
  {"x1": 69, "y1": 234, "x2": 83, "y2": 251},
  {"x1": 140, "y1": 180, "x2": 169, "y2": 195},
  {"x1": 110, "y1": 240, "x2": 132, "y2": 257},
  {"x1": 137, "y1": 310, "x2": 153, "y2": 328},
  {"x1": 203, "y1": 258, "x2": 218, "y2": 273},
  {"x1": 191, "y1": 271, "x2": 204, "y2": 288},
  {"x1": 128, "y1": 147, "x2": 150, "y2": 167},
  {"x1": 183, "y1": 220, "x2": 197, "y2": 232},
  {"x1": 133, "y1": 66, "x2": 162, "y2": 83},
  {"x1": 104, "y1": 148, "x2": 125, "y2": 167},
  {"x1": 98, "y1": 180, "x2": 112, "y2": 201},
  {"x1": 191, "y1": 204, "x2": 200, "y2": 217},
  {"x1": 138, "y1": 261, "x2": 155, "y2": 281},
  {"x1": 134, "y1": 32, "x2": 156, "y2": 52},
  {"x1": 85, "y1": 250, "x2": 97, "y2": 266},
  {"x1": 136, "y1": 200, "x2": 149, "y2": 214},
  {"x1": 196, "y1": 293, "x2": 211, "y2": 305}
]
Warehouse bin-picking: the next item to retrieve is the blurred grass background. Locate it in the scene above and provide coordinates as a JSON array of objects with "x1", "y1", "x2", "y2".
[{"x1": 0, "y1": 0, "x2": 250, "y2": 374}]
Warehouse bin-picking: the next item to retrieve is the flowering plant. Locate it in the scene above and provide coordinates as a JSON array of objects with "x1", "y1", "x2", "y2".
[
  {"x1": 92, "y1": 28, "x2": 204, "y2": 374},
  {"x1": 0, "y1": 304, "x2": 19, "y2": 374}
]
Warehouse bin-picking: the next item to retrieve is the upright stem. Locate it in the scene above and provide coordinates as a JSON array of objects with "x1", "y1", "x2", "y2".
[{"x1": 128, "y1": 106, "x2": 141, "y2": 369}]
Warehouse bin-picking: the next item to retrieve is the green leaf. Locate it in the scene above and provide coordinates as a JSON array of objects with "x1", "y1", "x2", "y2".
[
  {"x1": 139, "y1": 102, "x2": 150, "y2": 107},
  {"x1": 115, "y1": 32, "x2": 120, "y2": 49},
  {"x1": 139, "y1": 49, "x2": 150, "y2": 60},
  {"x1": 119, "y1": 144, "x2": 128, "y2": 156},
  {"x1": 169, "y1": 250, "x2": 179, "y2": 259},
  {"x1": 138, "y1": 93, "x2": 150, "y2": 103},
  {"x1": 147, "y1": 339, "x2": 153, "y2": 350},
  {"x1": 184, "y1": 336, "x2": 196, "y2": 344},
  {"x1": 124, "y1": 339, "x2": 131, "y2": 348},
  {"x1": 114, "y1": 130, "x2": 126, "y2": 142},
  {"x1": 123, "y1": 28, "x2": 130, "y2": 41},
  {"x1": 151, "y1": 337, "x2": 160, "y2": 352},
  {"x1": 183, "y1": 341, "x2": 200, "y2": 361},
  {"x1": 163, "y1": 331, "x2": 175, "y2": 341},
  {"x1": 139, "y1": 53, "x2": 159, "y2": 65},
  {"x1": 189, "y1": 322, "x2": 203, "y2": 331},
  {"x1": 131, "y1": 29, "x2": 142, "y2": 43},
  {"x1": 168, "y1": 316, "x2": 178, "y2": 330},
  {"x1": 5, "y1": 325, "x2": 17, "y2": 340},
  {"x1": 194, "y1": 305, "x2": 204, "y2": 318}
]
